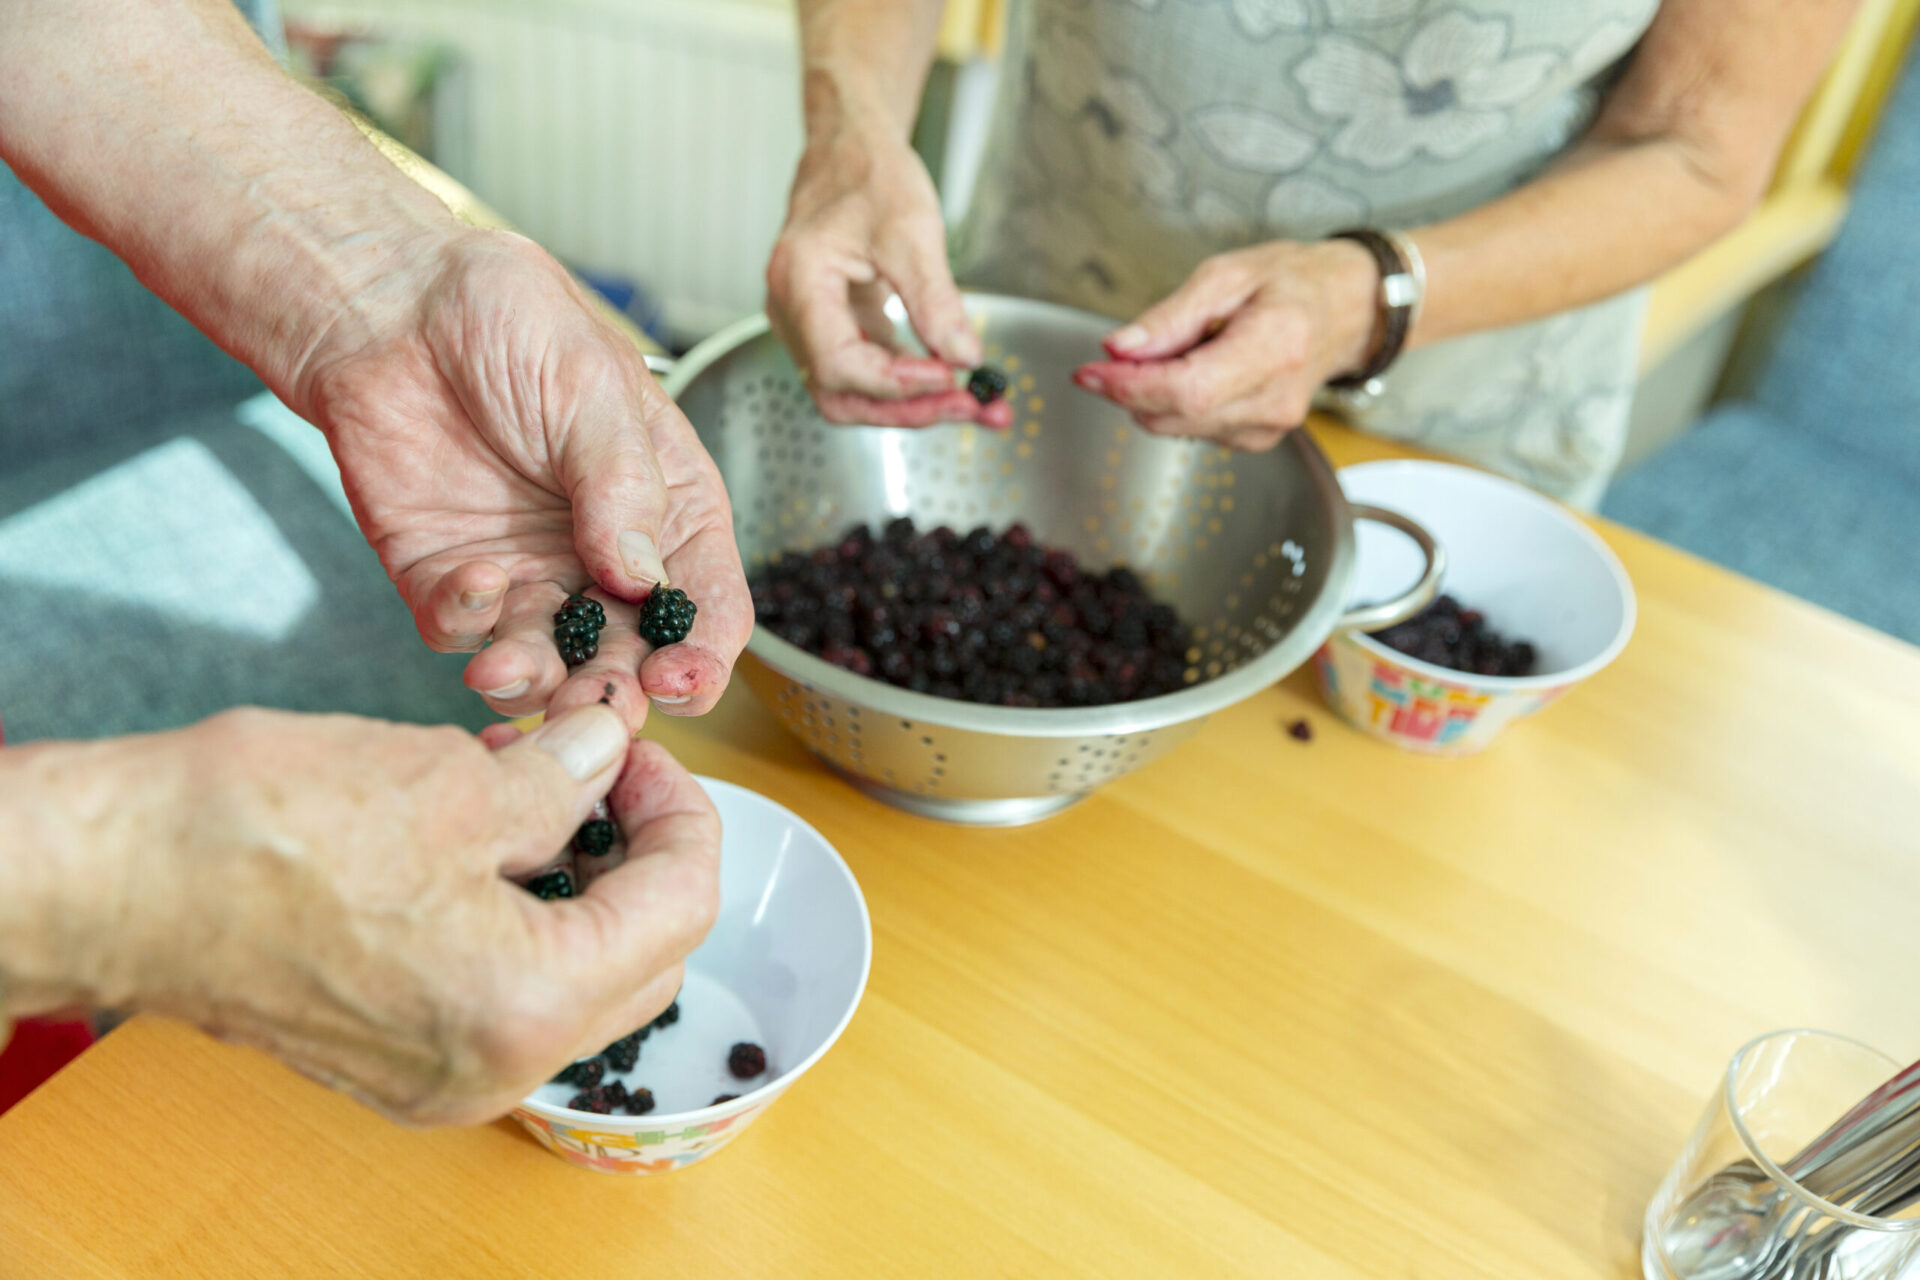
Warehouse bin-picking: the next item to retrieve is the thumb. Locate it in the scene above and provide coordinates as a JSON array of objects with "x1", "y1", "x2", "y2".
[
  {"x1": 1102, "y1": 256, "x2": 1257, "y2": 361},
  {"x1": 492, "y1": 705, "x2": 629, "y2": 875},
  {"x1": 561, "y1": 370, "x2": 677, "y2": 601},
  {"x1": 876, "y1": 212, "x2": 982, "y2": 368}
]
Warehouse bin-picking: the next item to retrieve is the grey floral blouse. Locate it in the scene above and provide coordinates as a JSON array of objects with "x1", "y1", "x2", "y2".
[{"x1": 953, "y1": 0, "x2": 1664, "y2": 506}]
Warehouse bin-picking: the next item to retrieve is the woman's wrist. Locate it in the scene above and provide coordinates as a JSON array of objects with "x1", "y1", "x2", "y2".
[
  {"x1": 1309, "y1": 237, "x2": 1388, "y2": 382},
  {"x1": 0, "y1": 732, "x2": 190, "y2": 1021}
]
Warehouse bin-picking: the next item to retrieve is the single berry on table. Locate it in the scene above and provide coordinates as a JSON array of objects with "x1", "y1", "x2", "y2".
[
  {"x1": 552, "y1": 1058, "x2": 603, "y2": 1090},
  {"x1": 602, "y1": 1031, "x2": 642, "y2": 1074},
  {"x1": 638, "y1": 587, "x2": 697, "y2": 647},
  {"x1": 523, "y1": 871, "x2": 574, "y2": 901},
  {"x1": 1287, "y1": 718, "x2": 1314, "y2": 743},
  {"x1": 572, "y1": 817, "x2": 617, "y2": 858},
  {"x1": 966, "y1": 366, "x2": 1009, "y2": 404},
  {"x1": 728, "y1": 1042, "x2": 768, "y2": 1079}
]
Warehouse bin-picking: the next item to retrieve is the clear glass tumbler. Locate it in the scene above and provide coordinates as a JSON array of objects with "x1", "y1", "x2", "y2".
[{"x1": 1645, "y1": 1030, "x2": 1920, "y2": 1280}]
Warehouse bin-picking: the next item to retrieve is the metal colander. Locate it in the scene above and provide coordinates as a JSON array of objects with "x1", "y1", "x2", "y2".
[{"x1": 663, "y1": 294, "x2": 1439, "y2": 825}]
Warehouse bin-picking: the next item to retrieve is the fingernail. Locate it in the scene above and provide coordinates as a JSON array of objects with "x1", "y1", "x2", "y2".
[
  {"x1": 947, "y1": 327, "x2": 983, "y2": 366},
  {"x1": 619, "y1": 530, "x2": 669, "y2": 588},
  {"x1": 460, "y1": 586, "x2": 505, "y2": 612},
  {"x1": 482, "y1": 678, "x2": 531, "y2": 699},
  {"x1": 650, "y1": 694, "x2": 692, "y2": 706},
  {"x1": 1074, "y1": 368, "x2": 1107, "y2": 394},
  {"x1": 1106, "y1": 324, "x2": 1149, "y2": 353},
  {"x1": 529, "y1": 706, "x2": 627, "y2": 782}
]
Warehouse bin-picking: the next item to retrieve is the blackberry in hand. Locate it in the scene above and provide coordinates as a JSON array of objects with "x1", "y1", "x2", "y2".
[
  {"x1": 650, "y1": 1000, "x2": 680, "y2": 1031},
  {"x1": 523, "y1": 870, "x2": 574, "y2": 901},
  {"x1": 602, "y1": 1031, "x2": 642, "y2": 1074},
  {"x1": 966, "y1": 365, "x2": 1009, "y2": 404},
  {"x1": 553, "y1": 594, "x2": 606, "y2": 669},
  {"x1": 638, "y1": 587, "x2": 697, "y2": 647},
  {"x1": 572, "y1": 818, "x2": 617, "y2": 858}
]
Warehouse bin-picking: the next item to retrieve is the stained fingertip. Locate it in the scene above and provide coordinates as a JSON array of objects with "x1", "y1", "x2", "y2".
[
  {"x1": 479, "y1": 723, "x2": 524, "y2": 750},
  {"x1": 978, "y1": 399, "x2": 1016, "y2": 430}
]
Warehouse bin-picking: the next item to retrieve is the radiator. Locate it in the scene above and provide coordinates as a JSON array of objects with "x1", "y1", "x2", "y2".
[{"x1": 286, "y1": 0, "x2": 805, "y2": 343}]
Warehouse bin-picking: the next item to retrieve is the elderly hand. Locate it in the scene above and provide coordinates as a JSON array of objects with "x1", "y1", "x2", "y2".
[
  {"x1": 1071, "y1": 239, "x2": 1381, "y2": 451},
  {"x1": 4, "y1": 705, "x2": 721, "y2": 1127},
  {"x1": 766, "y1": 115, "x2": 1013, "y2": 430},
  {"x1": 291, "y1": 228, "x2": 751, "y2": 724}
]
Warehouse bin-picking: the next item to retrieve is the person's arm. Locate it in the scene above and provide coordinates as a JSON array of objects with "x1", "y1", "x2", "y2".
[
  {"x1": 0, "y1": 709, "x2": 720, "y2": 1125},
  {"x1": 1079, "y1": 0, "x2": 1858, "y2": 447},
  {"x1": 0, "y1": 0, "x2": 442, "y2": 409},
  {"x1": 765, "y1": 0, "x2": 1013, "y2": 429},
  {"x1": 0, "y1": 0, "x2": 752, "y2": 723}
]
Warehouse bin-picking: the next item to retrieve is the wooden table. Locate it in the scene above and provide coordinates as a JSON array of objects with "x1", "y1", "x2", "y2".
[{"x1": 5, "y1": 425, "x2": 1919, "y2": 1278}]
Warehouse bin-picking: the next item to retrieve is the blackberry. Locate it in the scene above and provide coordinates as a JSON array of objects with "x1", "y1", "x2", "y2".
[
  {"x1": 554, "y1": 595, "x2": 606, "y2": 669},
  {"x1": 567, "y1": 1088, "x2": 613, "y2": 1115},
  {"x1": 711, "y1": 1094, "x2": 740, "y2": 1106},
  {"x1": 1374, "y1": 596, "x2": 1538, "y2": 678},
  {"x1": 1287, "y1": 718, "x2": 1314, "y2": 743},
  {"x1": 524, "y1": 870, "x2": 574, "y2": 901},
  {"x1": 727, "y1": 1042, "x2": 767, "y2": 1079},
  {"x1": 602, "y1": 1031, "x2": 642, "y2": 1074},
  {"x1": 602, "y1": 1081, "x2": 630, "y2": 1110},
  {"x1": 966, "y1": 365, "x2": 1009, "y2": 404},
  {"x1": 552, "y1": 1058, "x2": 603, "y2": 1090},
  {"x1": 625, "y1": 1088, "x2": 656, "y2": 1116},
  {"x1": 572, "y1": 818, "x2": 617, "y2": 858},
  {"x1": 651, "y1": 1000, "x2": 680, "y2": 1031},
  {"x1": 638, "y1": 587, "x2": 697, "y2": 647}
]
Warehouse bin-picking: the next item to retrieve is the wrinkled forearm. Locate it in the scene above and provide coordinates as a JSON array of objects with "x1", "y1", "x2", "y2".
[
  {"x1": 796, "y1": 0, "x2": 948, "y2": 142},
  {"x1": 1405, "y1": 0, "x2": 1853, "y2": 348},
  {"x1": 0, "y1": 0, "x2": 460, "y2": 414}
]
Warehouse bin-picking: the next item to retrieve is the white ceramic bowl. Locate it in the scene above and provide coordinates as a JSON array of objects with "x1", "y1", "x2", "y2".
[
  {"x1": 511, "y1": 777, "x2": 871, "y2": 1174},
  {"x1": 1312, "y1": 461, "x2": 1636, "y2": 755}
]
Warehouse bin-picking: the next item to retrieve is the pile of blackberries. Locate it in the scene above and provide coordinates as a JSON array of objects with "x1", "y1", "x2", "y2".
[
  {"x1": 1373, "y1": 595, "x2": 1538, "y2": 677},
  {"x1": 555, "y1": 999, "x2": 683, "y2": 1115},
  {"x1": 749, "y1": 518, "x2": 1193, "y2": 708},
  {"x1": 553, "y1": 595, "x2": 606, "y2": 668}
]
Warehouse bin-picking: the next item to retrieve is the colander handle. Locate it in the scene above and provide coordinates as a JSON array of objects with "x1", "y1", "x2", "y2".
[{"x1": 1337, "y1": 504, "x2": 1446, "y2": 633}]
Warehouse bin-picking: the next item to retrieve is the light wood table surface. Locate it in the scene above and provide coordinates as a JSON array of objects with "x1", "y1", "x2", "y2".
[{"x1": 5, "y1": 425, "x2": 1919, "y2": 1278}]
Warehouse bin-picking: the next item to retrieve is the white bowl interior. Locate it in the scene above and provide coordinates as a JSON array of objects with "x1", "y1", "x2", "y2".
[
  {"x1": 524, "y1": 777, "x2": 870, "y2": 1119},
  {"x1": 694, "y1": 778, "x2": 870, "y2": 1083},
  {"x1": 1340, "y1": 461, "x2": 1635, "y2": 678}
]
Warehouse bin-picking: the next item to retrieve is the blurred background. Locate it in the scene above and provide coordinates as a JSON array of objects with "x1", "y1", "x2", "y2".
[{"x1": 283, "y1": 0, "x2": 1916, "y2": 470}]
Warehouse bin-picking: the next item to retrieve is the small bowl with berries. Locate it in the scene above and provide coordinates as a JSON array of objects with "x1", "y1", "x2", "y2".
[
  {"x1": 1313, "y1": 460, "x2": 1636, "y2": 755},
  {"x1": 511, "y1": 778, "x2": 871, "y2": 1174}
]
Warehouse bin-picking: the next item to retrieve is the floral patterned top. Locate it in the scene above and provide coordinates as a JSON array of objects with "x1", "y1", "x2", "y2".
[{"x1": 953, "y1": 0, "x2": 1663, "y2": 505}]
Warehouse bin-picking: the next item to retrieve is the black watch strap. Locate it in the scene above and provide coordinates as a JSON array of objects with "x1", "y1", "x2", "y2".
[{"x1": 1325, "y1": 229, "x2": 1413, "y2": 391}]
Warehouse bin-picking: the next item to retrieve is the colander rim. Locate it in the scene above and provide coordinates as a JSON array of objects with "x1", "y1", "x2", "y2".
[{"x1": 666, "y1": 300, "x2": 1362, "y2": 738}]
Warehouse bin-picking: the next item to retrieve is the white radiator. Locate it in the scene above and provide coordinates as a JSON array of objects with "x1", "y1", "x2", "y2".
[{"x1": 286, "y1": 0, "x2": 805, "y2": 342}]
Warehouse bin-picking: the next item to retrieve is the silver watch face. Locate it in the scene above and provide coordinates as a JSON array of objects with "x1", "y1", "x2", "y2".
[{"x1": 1381, "y1": 273, "x2": 1419, "y2": 309}]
